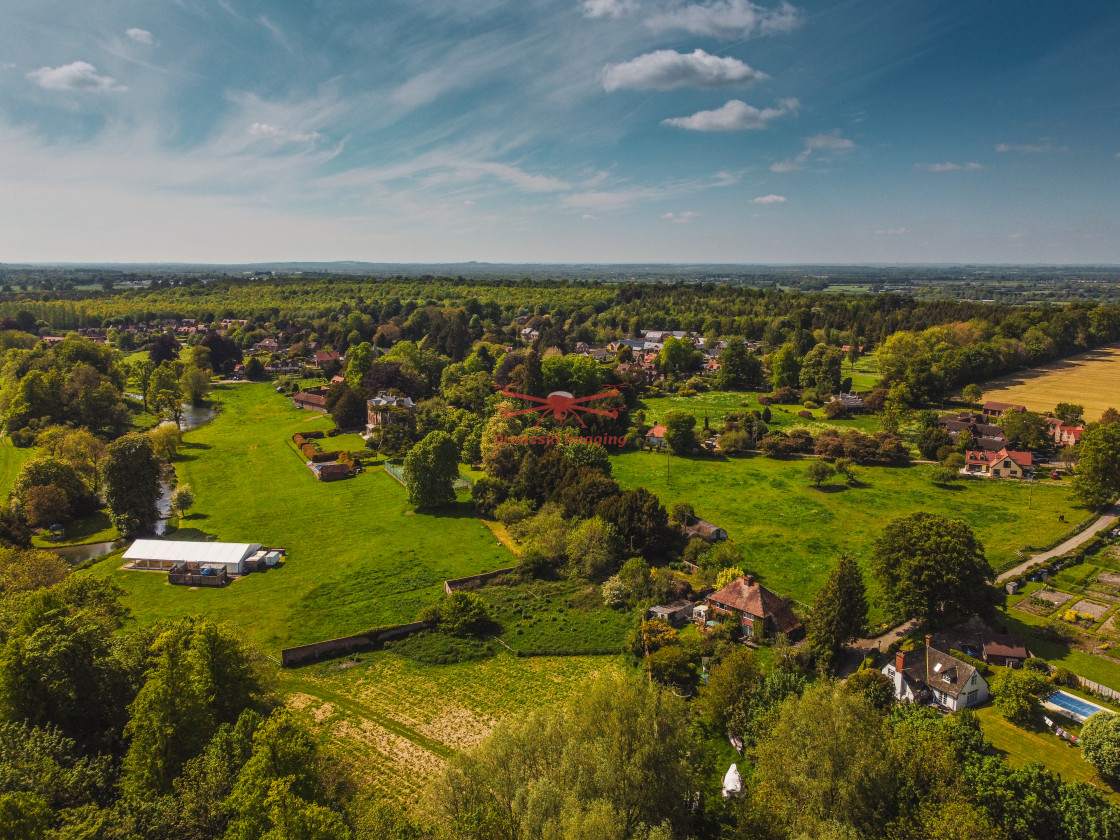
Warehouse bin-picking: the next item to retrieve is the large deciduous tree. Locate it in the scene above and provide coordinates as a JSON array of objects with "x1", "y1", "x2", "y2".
[
  {"x1": 403, "y1": 431, "x2": 460, "y2": 509},
  {"x1": 662, "y1": 410, "x2": 697, "y2": 455},
  {"x1": 871, "y1": 512, "x2": 999, "y2": 626},
  {"x1": 101, "y1": 433, "x2": 161, "y2": 538},
  {"x1": 1072, "y1": 423, "x2": 1120, "y2": 509},
  {"x1": 596, "y1": 488, "x2": 670, "y2": 560},
  {"x1": 1080, "y1": 712, "x2": 1120, "y2": 784},
  {"x1": 716, "y1": 340, "x2": 762, "y2": 391}
]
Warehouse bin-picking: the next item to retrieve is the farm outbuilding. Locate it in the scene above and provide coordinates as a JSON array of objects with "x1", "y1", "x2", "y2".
[{"x1": 123, "y1": 540, "x2": 264, "y2": 575}]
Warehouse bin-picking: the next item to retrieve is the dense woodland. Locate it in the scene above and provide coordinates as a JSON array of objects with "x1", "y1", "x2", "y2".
[{"x1": 1, "y1": 275, "x2": 1120, "y2": 837}]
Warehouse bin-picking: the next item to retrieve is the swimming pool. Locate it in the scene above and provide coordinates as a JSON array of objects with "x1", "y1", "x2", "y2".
[{"x1": 1043, "y1": 690, "x2": 1114, "y2": 723}]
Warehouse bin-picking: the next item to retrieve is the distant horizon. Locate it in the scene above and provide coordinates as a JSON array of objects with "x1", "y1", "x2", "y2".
[{"x1": 7, "y1": 261, "x2": 1120, "y2": 270}]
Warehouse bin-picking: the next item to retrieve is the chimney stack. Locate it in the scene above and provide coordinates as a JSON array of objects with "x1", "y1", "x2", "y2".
[
  {"x1": 895, "y1": 649, "x2": 906, "y2": 671},
  {"x1": 744, "y1": 574, "x2": 754, "y2": 586}
]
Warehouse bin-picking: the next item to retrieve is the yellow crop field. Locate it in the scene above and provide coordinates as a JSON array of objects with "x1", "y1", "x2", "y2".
[
  {"x1": 282, "y1": 652, "x2": 623, "y2": 806},
  {"x1": 978, "y1": 345, "x2": 1120, "y2": 421}
]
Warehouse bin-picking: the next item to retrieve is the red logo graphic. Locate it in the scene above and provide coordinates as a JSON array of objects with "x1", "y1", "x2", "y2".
[{"x1": 495, "y1": 384, "x2": 625, "y2": 427}]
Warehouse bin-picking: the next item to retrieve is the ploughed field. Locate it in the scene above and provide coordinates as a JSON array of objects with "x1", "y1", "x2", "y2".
[{"x1": 978, "y1": 344, "x2": 1120, "y2": 421}]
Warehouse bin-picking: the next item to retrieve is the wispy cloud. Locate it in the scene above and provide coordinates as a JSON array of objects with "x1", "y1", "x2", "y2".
[
  {"x1": 876, "y1": 227, "x2": 908, "y2": 235},
  {"x1": 771, "y1": 129, "x2": 855, "y2": 171},
  {"x1": 248, "y1": 123, "x2": 326, "y2": 144},
  {"x1": 125, "y1": 28, "x2": 153, "y2": 45},
  {"x1": 582, "y1": 0, "x2": 638, "y2": 19},
  {"x1": 662, "y1": 97, "x2": 798, "y2": 131},
  {"x1": 258, "y1": 15, "x2": 293, "y2": 53},
  {"x1": 647, "y1": 0, "x2": 800, "y2": 39},
  {"x1": 751, "y1": 194, "x2": 786, "y2": 204},
  {"x1": 27, "y1": 61, "x2": 124, "y2": 91},
  {"x1": 995, "y1": 140, "x2": 1067, "y2": 154},
  {"x1": 663, "y1": 210, "x2": 701, "y2": 223},
  {"x1": 914, "y1": 161, "x2": 983, "y2": 172},
  {"x1": 602, "y1": 49, "x2": 767, "y2": 91}
]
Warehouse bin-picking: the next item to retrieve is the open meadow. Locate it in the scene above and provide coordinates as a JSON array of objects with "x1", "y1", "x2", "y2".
[
  {"x1": 978, "y1": 344, "x2": 1120, "y2": 421},
  {"x1": 83, "y1": 383, "x2": 513, "y2": 651},
  {"x1": 612, "y1": 450, "x2": 1084, "y2": 622}
]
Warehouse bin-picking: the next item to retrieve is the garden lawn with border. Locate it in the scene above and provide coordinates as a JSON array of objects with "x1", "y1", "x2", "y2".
[
  {"x1": 973, "y1": 704, "x2": 1117, "y2": 802},
  {"x1": 82, "y1": 383, "x2": 512, "y2": 653},
  {"x1": 0, "y1": 436, "x2": 33, "y2": 497},
  {"x1": 612, "y1": 450, "x2": 1082, "y2": 622}
]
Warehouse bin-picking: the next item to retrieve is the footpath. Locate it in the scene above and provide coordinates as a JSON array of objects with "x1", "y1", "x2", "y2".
[{"x1": 996, "y1": 501, "x2": 1120, "y2": 582}]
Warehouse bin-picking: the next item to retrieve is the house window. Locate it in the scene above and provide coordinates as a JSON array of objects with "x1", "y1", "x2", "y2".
[{"x1": 966, "y1": 690, "x2": 978, "y2": 706}]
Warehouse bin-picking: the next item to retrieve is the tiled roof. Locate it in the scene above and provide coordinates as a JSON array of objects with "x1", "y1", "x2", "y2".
[
  {"x1": 898, "y1": 647, "x2": 979, "y2": 700},
  {"x1": 706, "y1": 578, "x2": 801, "y2": 636}
]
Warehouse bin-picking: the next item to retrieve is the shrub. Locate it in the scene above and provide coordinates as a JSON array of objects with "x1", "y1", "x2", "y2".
[
  {"x1": 814, "y1": 430, "x2": 845, "y2": 459},
  {"x1": 771, "y1": 386, "x2": 801, "y2": 404},
  {"x1": 802, "y1": 400, "x2": 820, "y2": 410},
  {"x1": 718, "y1": 430, "x2": 753, "y2": 454},
  {"x1": 797, "y1": 410, "x2": 813, "y2": 420},
  {"x1": 439, "y1": 591, "x2": 493, "y2": 636},
  {"x1": 304, "y1": 430, "x2": 325, "y2": 439},
  {"x1": 757, "y1": 395, "x2": 772, "y2": 405},
  {"x1": 678, "y1": 388, "x2": 698, "y2": 397},
  {"x1": 496, "y1": 498, "x2": 534, "y2": 526},
  {"x1": 786, "y1": 429, "x2": 815, "y2": 453},
  {"x1": 822, "y1": 400, "x2": 848, "y2": 420}
]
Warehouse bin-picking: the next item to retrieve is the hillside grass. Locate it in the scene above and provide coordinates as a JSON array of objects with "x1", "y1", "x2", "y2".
[
  {"x1": 612, "y1": 450, "x2": 1082, "y2": 623},
  {"x1": 83, "y1": 383, "x2": 511, "y2": 652}
]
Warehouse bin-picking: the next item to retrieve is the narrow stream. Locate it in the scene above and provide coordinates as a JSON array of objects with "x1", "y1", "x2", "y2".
[{"x1": 49, "y1": 400, "x2": 218, "y2": 559}]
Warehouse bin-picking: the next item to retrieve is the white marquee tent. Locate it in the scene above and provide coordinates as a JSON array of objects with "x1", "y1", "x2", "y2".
[{"x1": 123, "y1": 539, "x2": 263, "y2": 574}]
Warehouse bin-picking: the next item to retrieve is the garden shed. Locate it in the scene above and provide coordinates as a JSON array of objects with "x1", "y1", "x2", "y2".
[{"x1": 123, "y1": 539, "x2": 264, "y2": 575}]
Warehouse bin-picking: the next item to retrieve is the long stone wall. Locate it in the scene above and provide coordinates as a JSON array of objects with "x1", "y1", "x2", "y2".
[
  {"x1": 280, "y1": 620, "x2": 431, "y2": 667},
  {"x1": 444, "y1": 567, "x2": 517, "y2": 595}
]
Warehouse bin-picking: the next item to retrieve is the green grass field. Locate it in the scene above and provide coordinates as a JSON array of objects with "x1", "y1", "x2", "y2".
[
  {"x1": 638, "y1": 390, "x2": 883, "y2": 435},
  {"x1": 612, "y1": 450, "x2": 1082, "y2": 621},
  {"x1": 973, "y1": 704, "x2": 1117, "y2": 800},
  {"x1": 83, "y1": 383, "x2": 512, "y2": 652},
  {"x1": 0, "y1": 436, "x2": 33, "y2": 497}
]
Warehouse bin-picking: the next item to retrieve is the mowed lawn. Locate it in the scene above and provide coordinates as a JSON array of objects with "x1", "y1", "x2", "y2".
[
  {"x1": 612, "y1": 451, "x2": 1083, "y2": 620},
  {"x1": 638, "y1": 391, "x2": 883, "y2": 435},
  {"x1": 84, "y1": 383, "x2": 511, "y2": 652},
  {"x1": 0, "y1": 436, "x2": 33, "y2": 496},
  {"x1": 974, "y1": 704, "x2": 1118, "y2": 802},
  {"x1": 979, "y1": 344, "x2": 1120, "y2": 421}
]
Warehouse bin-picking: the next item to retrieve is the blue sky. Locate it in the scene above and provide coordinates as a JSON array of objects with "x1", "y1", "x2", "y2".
[{"x1": 2, "y1": 0, "x2": 1118, "y2": 263}]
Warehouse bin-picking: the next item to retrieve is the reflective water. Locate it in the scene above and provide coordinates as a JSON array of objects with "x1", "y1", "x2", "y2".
[{"x1": 51, "y1": 540, "x2": 128, "y2": 564}]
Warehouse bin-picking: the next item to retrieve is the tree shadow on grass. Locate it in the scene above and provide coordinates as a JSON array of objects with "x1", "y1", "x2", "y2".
[
  {"x1": 419, "y1": 500, "x2": 486, "y2": 520},
  {"x1": 814, "y1": 484, "x2": 849, "y2": 493},
  {"x1": 169, "y1": 527, "x2": 218, "y2": 542},
  {"x1": 931, "y1": 482, "x2": 966, "y2": 492}
]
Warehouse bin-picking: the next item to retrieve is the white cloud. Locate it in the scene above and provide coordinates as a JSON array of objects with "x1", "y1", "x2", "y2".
[
  {"x1": 804, "y1": 130, "x2": 855, "y2": 151},
  {"x1": 995, "y1": 141, "x2": 1067, "y2": 154},
  {"x1": 914, "y1": 162, "x2": 983, "y2": 172},
  {"x1": 875, "y1": 227, "x2": 908, "y2": 235},
  {"x1": 27, "y1": 61, "x2": 124, "y2": 92},
  {"x1": 771, "y1": 129, "x2": 855, "y2": 172},
  {"x1": 248, "y1": 123, "x2": 325, "y2": 144},
  {"x1": 662, "y1": 97, "x2": 797, "y2": 131},
  {"x1": 770, "y1": 159, "x2": 802, "y2": 173},
  {"x1": 663, "y1": 210, "x2": 700, "y2": 223},
  {"x1": 475, "y1": 162, "x2": 570, "y2": 192},
  {"x1": 647, "y1": 0, "x2": 800, "y2": 39},
  {"x1": 126, "y1": 28, "x2": 153, "y2": 45},
  {"x1": 750, "y1": 194, "x2": 786, "y2": 204},
  {"x1": 602, "y1": 49, "x2": 767, "y2": 91},
  {"x1": 582, "y1": 0, "x2": 638, "y2": 19}
]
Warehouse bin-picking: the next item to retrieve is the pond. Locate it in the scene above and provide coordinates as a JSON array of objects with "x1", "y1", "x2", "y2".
[{"x1": 51, "y1": 540, "x2": 128, "y2": 565}]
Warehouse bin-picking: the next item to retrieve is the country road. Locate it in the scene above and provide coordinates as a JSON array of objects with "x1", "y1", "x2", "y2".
[{"x1": 996, "y1": 501, "x2": 1120, "y2": 582}]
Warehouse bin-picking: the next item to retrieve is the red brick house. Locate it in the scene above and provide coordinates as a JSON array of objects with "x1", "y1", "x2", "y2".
[
  {"x1": 965, "y1": 447, "x2": 1032, "y2": 478},
  {"x1": 293, "y1": 387, "x2": 328, "y2": 412},
  {"x1": 314, "y1": 350, "x2": 341, "y2": 369},
  {"x1": 704, "y1": 575, "x2": 803, "y2": 641}
]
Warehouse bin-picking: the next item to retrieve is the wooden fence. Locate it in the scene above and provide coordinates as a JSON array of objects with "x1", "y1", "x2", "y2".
[{"x1": 1076, "y1": 675, "x2": 1120, "y2": 704}]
